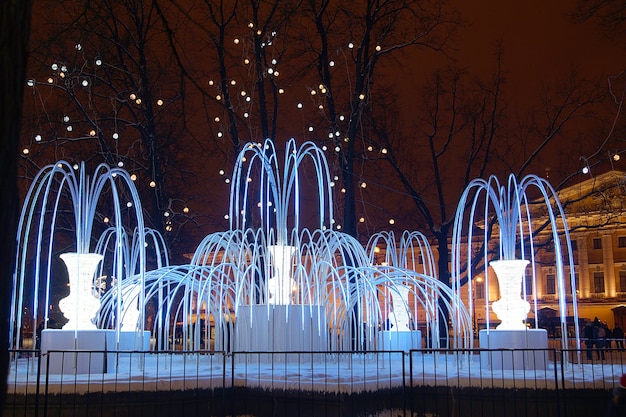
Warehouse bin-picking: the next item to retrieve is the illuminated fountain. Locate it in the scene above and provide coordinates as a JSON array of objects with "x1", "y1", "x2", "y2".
[
  {"x1": 11, "y1": 161, "x2": 150, "y2": 372},
  {"x1": 106, "y1": 139, "x2": 472, "y2": 353},
  {"x1": 13, "y1": 140, "x2": 472, "y2": 361},
  {"x1": 452, "y1": 174, "x2": 580, "y2": 369}
]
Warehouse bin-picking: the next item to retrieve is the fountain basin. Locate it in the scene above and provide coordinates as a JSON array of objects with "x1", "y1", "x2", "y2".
[
  {"x1": 236, "y1": 305, "x2": 327, "y2": 353},
  {"x1": 479, "y1": 329, "x2": 548, "y2": 370},
  {"x1": 377, "y1": 330, "x2": 422, "y2": 351},
  {"x1": 40, "y1": 329, "x2": 150, "y2": 374}
]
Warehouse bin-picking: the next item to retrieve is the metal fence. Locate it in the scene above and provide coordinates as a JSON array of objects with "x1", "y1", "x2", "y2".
[{"x1": 5, "y1": 347, "x2": 626, "y2": 417}]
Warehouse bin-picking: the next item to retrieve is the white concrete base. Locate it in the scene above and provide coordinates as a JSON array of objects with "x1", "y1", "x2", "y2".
[
  {"x1": 40, "y1": 329, "x2": 150, "y2": 374},
  {"x1": 236, "y1": 305, "x2": 327, "y2": 353},
  {"x1": 377, "y1": 330, "x2": 422, "y2": 351},
  {"x1": 479, "y1": 329, "x2": 548, "y2": 370}
]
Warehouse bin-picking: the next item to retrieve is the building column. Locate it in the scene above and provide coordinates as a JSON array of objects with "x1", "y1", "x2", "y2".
[
  {"x1": 576, "y1": 237, "x2": 590, "y2": 298},
  {"x1": 603, "y1": 234, "x2": 616, "y2": 297}
]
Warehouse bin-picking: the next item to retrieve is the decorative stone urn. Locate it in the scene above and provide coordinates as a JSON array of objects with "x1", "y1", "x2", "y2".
[
  {"x1": 490, "y1": 259, "x2": 530, "y2": 330},
  {"x1": 267, "y1": 245, "x2": 296, "y2": 305},
  {"x1": 58, "y1": 252, "x2": 104, "y2": 330}
]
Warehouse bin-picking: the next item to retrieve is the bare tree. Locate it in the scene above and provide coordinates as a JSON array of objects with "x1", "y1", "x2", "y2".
[
  {"x1": 297, "y1": 0, "x2": 459, "y2": 237},
  {"x1": 21, "y1": 0, "x2": 204, "y2": 260}
]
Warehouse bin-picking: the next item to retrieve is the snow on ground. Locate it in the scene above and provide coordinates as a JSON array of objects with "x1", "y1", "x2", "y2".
[{"x1": 6, "y1": 350, "x2": 626, "y2": 395}]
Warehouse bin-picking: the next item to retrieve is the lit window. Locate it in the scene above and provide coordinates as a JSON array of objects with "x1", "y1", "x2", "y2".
[
  {"x1": 593, "y1": 271, "x2": 605, "y2": 293},
  {"x1": 593, "y1": 238, "x2": 602, "y2": 250}
]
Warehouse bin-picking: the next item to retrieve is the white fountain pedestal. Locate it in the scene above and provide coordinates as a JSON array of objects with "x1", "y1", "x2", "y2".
[
  {"x1": 479, "y1": 329, "x2": 548, "y2": 370},
  {"x1": 40, "y1": 329, "x2": 150, "y2": 374},
  {"x1": 236, "y1": 305, "x2": 327, "y2": 355},
  {"x1": 377, "y1": 330, "x2": 422, "y2": 351}
]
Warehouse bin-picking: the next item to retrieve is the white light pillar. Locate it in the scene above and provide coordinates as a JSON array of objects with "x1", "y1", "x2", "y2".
[{"x1": 267, "y1": 245, "x2": 296, "y2": 305}]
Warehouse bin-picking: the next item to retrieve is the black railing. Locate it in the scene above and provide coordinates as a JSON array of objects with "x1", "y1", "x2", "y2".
[{"x1": 5, "y1": 348, "x2": 625, "y2": 417}]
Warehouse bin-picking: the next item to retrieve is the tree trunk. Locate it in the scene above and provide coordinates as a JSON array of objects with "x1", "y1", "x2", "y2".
[{"x1": 0, "y1": 0, "x2": 33, "y2": 414}]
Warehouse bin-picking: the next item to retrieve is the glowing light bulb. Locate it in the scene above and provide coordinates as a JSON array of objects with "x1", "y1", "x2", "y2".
[
  {"x1": 234, "y1": 38, "x2": 240, "y2": 44},
  {"x1": 149, "y1": 180, "x2": 156, "y2": 188},
  {"x1": 183, "y1": 207, "x2": 189, "y2": 213},
  {"x1": 360, "y1": 182, "x2": 367, "y2": 188},
  {"x1": 63, "y1": 116, "x2": 70, "y2": 122},
  {"x1": 130, "y1": 174, "x2": 137, "y2": 181},
  {"x1": 389, "y1": 219, "x2": 395, "y2": 225},
  {"x1": 95, "y1": 59, "x2": 102, "y2": 66},
  {"x1": 82, "y1": 80, "x2": 88, "y2": 87},
  {"x1": 348, "y1": 42, "x2": 354, "y2": 48},
  {"x1": 329, "y1": 61, "x2": 335, "y2": 67},
  {"x1": 582, "y1": 166, "x2": 589, "y2": 174},
  {"x1": 103, "y1": 217, "x2": 109, "y2": 223},
  {"x1": 22, "y1": 148, "x2": 29, "y2": 155},
  {"x1": 89, "y1": 130, "x2": 96, "y2": 136},
  {"x1": 27, "y1": 79, "x2": 35, "y2": 87},
  {"x1": 35, "y1": 134, "x2": 42, "y2": 142},
  {"x1": 126, "y1": 202, "x2": 133, "y2": 208},
  {"x1": 297, "y1": 103, "x2": 303, "y2": 109},
  {"x1": 113, "y1": 133, "x2": 119, "y2": 139},
  {"x1": 130, "y1": 93, "x2": 136, "y2": 100},
  {"x1": 157, "y1": 99, "x2": 163, "y2": 106}
]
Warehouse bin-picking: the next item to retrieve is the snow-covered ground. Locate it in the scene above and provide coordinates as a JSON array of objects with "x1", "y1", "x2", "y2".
[{"x1": 7, "y1": 349, "x2": 626, "y2": 396}]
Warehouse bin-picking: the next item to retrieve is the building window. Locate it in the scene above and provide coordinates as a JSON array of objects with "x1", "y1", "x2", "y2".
[
  {"x1": 620, "y1": 271, "x2": 626, "y2": 292},
  {"x1": 619, "y1": 237, "x2": 626, "y2": 248},
  {"x1": 593, "y1": 238, "x2": 602, "y2": 250},
  {"x1": 593, "y1": 271, "x2": 605, "y2": 293},
  {"x1": 546, "y1": 274, "x2": 556, "y2": 295},
  {"x1": 475, "y1": 283, "x2": 485, "y2": 299},
  {"x1": 524, "y1": 274, "x2": 533, "y2": 295},
  {"x1": 570, "y1": 240, "x2": 578, "y2": 251}
]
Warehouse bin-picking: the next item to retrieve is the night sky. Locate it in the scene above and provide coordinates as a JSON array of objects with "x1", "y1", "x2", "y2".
[{"x1": 453, "y1": 0, "x2": 626, "y2": 107}]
